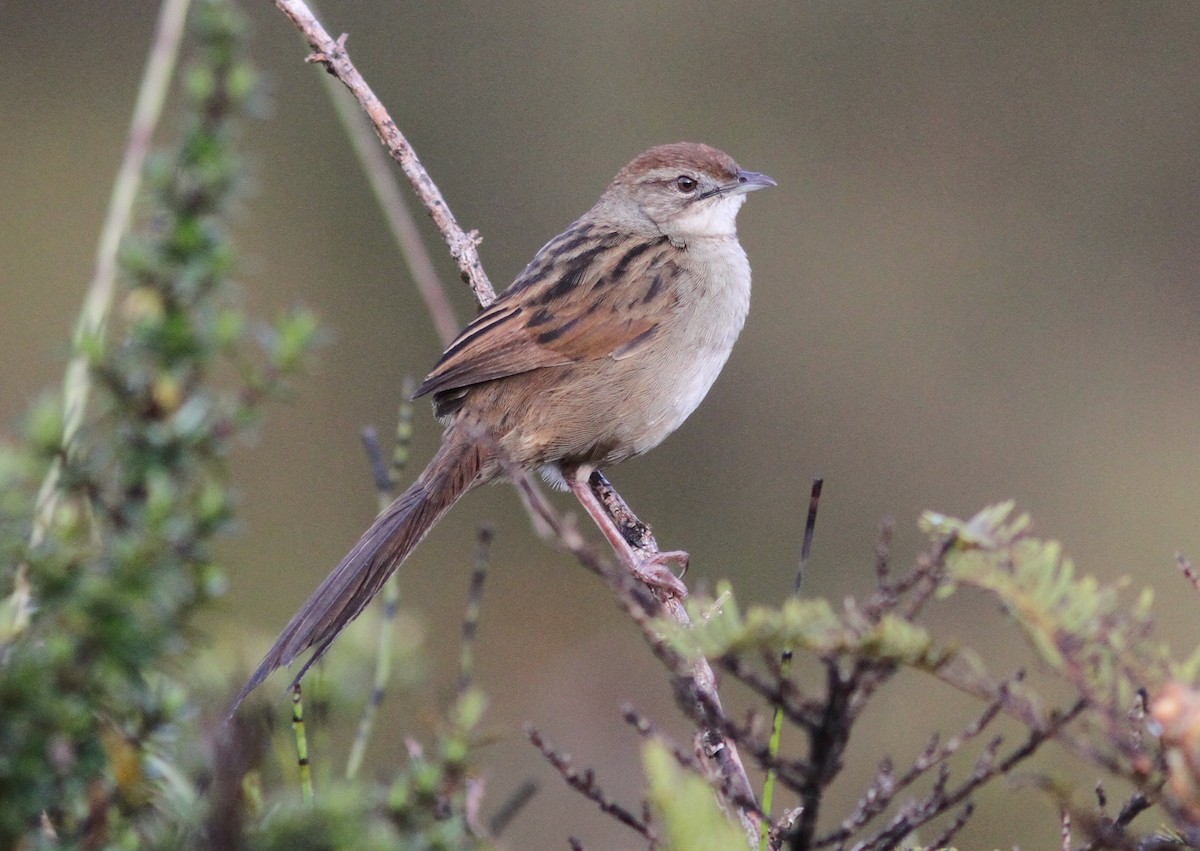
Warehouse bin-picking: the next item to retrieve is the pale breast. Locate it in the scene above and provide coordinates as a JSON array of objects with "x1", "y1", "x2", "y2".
[
  {"x1": 603, "y1": 236, "x2": 752, "y2": 458},
  {"x1": 479, "y1": 235, "x2": 752, "y2": 472}
]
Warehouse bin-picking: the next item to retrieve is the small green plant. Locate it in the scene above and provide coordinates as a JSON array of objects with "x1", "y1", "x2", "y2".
[{"x1": 0, "y1": 1, "x2": 316, "y2": 844}]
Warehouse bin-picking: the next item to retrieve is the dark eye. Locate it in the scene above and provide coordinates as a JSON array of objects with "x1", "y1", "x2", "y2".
[{"x1": 674, "y1": 175, "x2": 698, "y2": 193}]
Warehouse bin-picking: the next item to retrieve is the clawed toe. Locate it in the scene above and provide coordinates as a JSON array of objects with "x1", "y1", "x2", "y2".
[
  {"x1": 647, "y1": 549, "x2": 689, "y2": 577},
  {"x1": 631, "y1": 550, "x2": 689, "y2": 598}
]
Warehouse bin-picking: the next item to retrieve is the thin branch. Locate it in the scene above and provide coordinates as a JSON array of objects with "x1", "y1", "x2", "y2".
[
  {"x1": 271, "y1": 0, "x2": 496, "y2": 308},
  {"x1": 929, "y1": 803, "x2": 974, "y2": 850},
  {"x1": 873, "y1": 518, "x2": 893, "y2": 585},
  {"x1": 359, "y1": 426, "x2": 392, "y2": 494},
  {"x1": 1112, "y1": 791, "x2": 1153, "y2": 831},
  {"x1": 1070, "y1": 788, "x2": 1155, "y2": 850},
  {"x1": 621, "y1": 703, "x2": 706, "y2": 776},
  {"x1": 488, "y1": 779, "x2": 538, "y2": 839},
  {"x1": 795, "y1": 478, "x2": 823, "y2": 594},
  {"x1": 824, "y1": 683, "x2": 1009, "y2": 845},
  {"x1": 526, "y1": 724, "x2": 655, "y2": 841},
  {"x1": 1175, "y1": 552, "x2": 1200, "y2": 597},
  {"x1": 854, "y1": 698, "x2": 1087, "y2": 851}
]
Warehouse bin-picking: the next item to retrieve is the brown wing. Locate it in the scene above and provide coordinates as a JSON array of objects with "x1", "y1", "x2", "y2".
[{"x1": 413, "y1": 227, "x2": 677, "y2": 401}]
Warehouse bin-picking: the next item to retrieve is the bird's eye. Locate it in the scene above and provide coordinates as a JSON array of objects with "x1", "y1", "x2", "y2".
[{"x1": 674, "y1": 175, "x2": 698, "y2": 193}]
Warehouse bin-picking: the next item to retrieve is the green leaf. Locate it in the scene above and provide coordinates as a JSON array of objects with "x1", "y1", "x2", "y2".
[{"x1": 643, "y1": 741, "x2": 747, "y2": 850}]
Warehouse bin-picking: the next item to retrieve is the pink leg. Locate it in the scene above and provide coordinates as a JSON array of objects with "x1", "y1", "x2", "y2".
[{"x1": 564, "y1": 465, "x2": 688, "y2": 599}]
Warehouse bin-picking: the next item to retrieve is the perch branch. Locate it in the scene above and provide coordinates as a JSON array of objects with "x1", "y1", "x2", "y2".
[
  {"x1": 510, "y1": 465, "x2": 759, "y2": 835},
  {"x1": 271, "y1": 0, "x2": 757, "y2": 832}
]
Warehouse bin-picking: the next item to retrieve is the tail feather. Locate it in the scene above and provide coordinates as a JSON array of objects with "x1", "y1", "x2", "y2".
[{"x1": 233, "y1": 430, "x2": 487, "y2": 710}]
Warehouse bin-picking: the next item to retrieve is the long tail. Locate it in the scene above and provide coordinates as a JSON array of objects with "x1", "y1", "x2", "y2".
[{"x1": 233, "y1": 428, "x2": 488, "y2": 709}]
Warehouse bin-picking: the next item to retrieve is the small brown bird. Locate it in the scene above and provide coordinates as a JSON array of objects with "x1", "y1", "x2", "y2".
[{"x1": 236, "y1": 142, "x2": 773, "y2": 706}]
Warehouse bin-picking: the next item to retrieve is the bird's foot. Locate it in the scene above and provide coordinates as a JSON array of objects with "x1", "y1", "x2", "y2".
[{"x1": 631, "y1": 549, "x2": 689, "y2": 598}]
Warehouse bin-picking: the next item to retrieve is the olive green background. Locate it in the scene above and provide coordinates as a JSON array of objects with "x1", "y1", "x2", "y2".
[{"x1": 4, "y1": 2, "x2": 1199, "y2": 847}]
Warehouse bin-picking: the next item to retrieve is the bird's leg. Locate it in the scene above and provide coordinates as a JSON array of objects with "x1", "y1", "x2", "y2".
[
  {"x1": 564, "y1": 465, "x2": 688, "y2": 599},
  {"x1": 585, "y1": 470, "x2": 690, "y2": 575}
]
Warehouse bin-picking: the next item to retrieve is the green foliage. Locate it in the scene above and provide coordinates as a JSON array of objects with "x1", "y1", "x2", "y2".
[
  {"x1": 379, "y1": 689, "x2": 495, "y2": 851},
  {"x1": 928, "y1": 501, "x2": 1169, "y2": 712},
  {"x1": 660, "y1": 503, "x2": 1187, "y2": 848},
  {"x1": 0, "y1": 1, "x2": 321, "y2": 845},
  {"x1": 642, "y1": 741, "x2": 746, "y2": 850},
  {"x1": 228, "y1": 692, "x2": 494, "y2": 851},
  {"x1": 672, "y1": 583, "x2": 949, "y2": 670},
  {"x1": 0, "y1": 6, "x2": 500, "y2": 848}
]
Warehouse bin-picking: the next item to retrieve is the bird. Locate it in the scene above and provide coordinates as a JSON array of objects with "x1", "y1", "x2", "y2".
[{"x1": 234, "y1": 142, "x2": 774, "y2": 707}]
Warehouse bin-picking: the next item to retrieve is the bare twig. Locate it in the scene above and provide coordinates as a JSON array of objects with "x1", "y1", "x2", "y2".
[
  {"x1": 1070, "y1": 785, "x2": 1160, "y2": 851},
  {"x1": 929, "y1": 803, "x2": 974, "y2": 850},
  {"x1": 526, "y1": 724, "x2": 655, "y2": 841},
  {"x1": 621, "y1": 703, "x2": 706, "y2": 775},
  {"x1": 1176, "y1": 552, "x2": 1200, "y2": 596},
  {"x1": 359, "y1": 426, "x2": 392, "y2": 493},
  {"x1": 488, "y1": 779, "x2": 537, "y2": 839},
  {"x1": 721, "y1": 653, "x2": 821, "y2": 730},
  {"x1": 852, "y1": 698, "x2": 1087, "y2": 851},
  {"x1": 873, "y1": 518, "x2": 893, "y2": 585},
  {"x1": 795, "y1": 478, "x2": 823, "y2": 594},
  {"x1": 878, "y1": 680, "x2": 1008, "y2": 803},
  {"x1": 271, "y1": 0, "x2": 496, "y2": 308},
  {"x1": 1112, "y1": 791, "x2": 1153, "y2": 831}
]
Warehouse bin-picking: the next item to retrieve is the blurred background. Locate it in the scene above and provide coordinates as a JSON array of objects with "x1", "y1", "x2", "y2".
[{"x1": 3, "y1": 2, "x2": 1199, "y2": 847}]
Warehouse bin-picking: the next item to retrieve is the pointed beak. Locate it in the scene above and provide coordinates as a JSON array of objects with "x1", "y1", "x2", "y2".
[
  {"x1": 731, "y1": 169, "x2": 776, "y2": 193},
  {"x1": 699, "y1": 168, "x2": 777, "y2": 199}
]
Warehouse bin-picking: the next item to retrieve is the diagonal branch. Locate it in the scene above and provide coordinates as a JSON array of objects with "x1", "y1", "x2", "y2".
[
  {"x1": 272, "y1": 0, "x2": 495, "y2": 308},
  {"x1": 270, "y1": 0, "x2": 758, "y2": 834}
]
